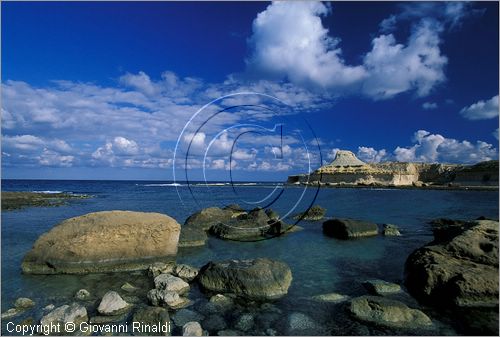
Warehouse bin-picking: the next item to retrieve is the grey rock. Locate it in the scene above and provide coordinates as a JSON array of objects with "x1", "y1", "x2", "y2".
[
  {"x1": 202, "y1": 315, "x2": 227, "y2": 331},
  {"x1": 349, "y1": 295, "x2": 433, "y2": 329},
  {"x1": 363, "y1": 279, "x2": 401, "y2": 295},
  {"x1": 172, "y1": 309, "x2": 205, "y2": 327},
  {"x1": 14, "y1": 297, "x2": 35, "y2": 309},
  {"x1": 234, "y1": 314, "x2": 254, "y2": 332},
  {"x1": 198, "y1": 258, "x2": 292, "y2": 300},
  {"x1": 133, "y1": 306, "x2": 171, "y2": 336},
  {"x1": 40, "y1": 303, "x2": 88, "y2": 334},
  {"x1": 293, "y1": 205, "x2": 326, "y2": 221},
  {"x1": 154, "y1": 273, "x2": 190, "y2": 294},
  {"x1": 323, "y1": 218, "x2": 378, "y2": 239},
  {"x1": 174, "y1": 264, "x2": 199, "y2": 282},
  {"x1": 383, "y1": 224, "x2": 401, "y2": 236},
  {"x1": 75, "y1": 289, "x2": 91, "y2": 300},
  {"x1": 148, "y1": 262, "x2": 175, "y2": 279},
  {"x1": 97, "y1": 291, "x2": 131, "y2": 316},
  {"x1": 148, "y1": 289, "x2": 190, "y2": 309},
  {"x1": 183, "y1": 321, "x2": 203, "y2": 336},
  {"x1": 287, "y1": 312, "x2": 316, "y2": 334}
]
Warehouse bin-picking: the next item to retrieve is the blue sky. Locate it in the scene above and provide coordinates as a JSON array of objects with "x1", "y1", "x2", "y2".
[{"x1": 2, "y1": 1, "x2": 499, "y2": 181}]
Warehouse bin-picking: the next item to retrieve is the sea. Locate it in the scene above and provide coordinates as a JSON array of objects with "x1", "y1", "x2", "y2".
[{"x1": 1, "y1": 179, "x2": 499, "y2": 335}]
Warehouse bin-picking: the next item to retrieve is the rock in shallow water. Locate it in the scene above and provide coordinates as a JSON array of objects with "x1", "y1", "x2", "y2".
[
  {"x1": 182, "y1": 321, "x2": 203, "y2": 336},
  {"x1": 148, "y1": 289, "x2": 190, "y2": 309},
  {"x1": 363, "y1": 279, "x2": 401, "y2": 295},
  {"x1": 97, "y1": 291, "x2": 131, "y2": 316},
  {"x1": 382, "y1": 224, "x2": 401, "y2": 236},
  {"x1": 132, "y1": 306, "x2": 171, "y2": 336},
  {"x1": 349, "y1": 295, "x2": 433, "y2": 329},
  {"x1": 22, "y1": 211, "x2": 181, "y2": 274},
  {"x1": 174, "y1": 264, "x2": 199, "y2": 282},
  {"x1": 172, "y1": 309, "x2": 205, "y2": 327},
  {"x1": 198, "y1": 258, "x2": 292, "y2": 300},
  {"x1": 154, "y1": 273, "x2": 190, "y2": 294},
  {"x1": 405, "y1": 219, "x2": 499, "y2": 335},
  {"x1": 40, "y1": 303, "x2": 88, "y2": 333},
  {"x1": 14, "y1": 297, "x2": 35, "y2": 309},
  {"x1": 322, "y1": 218, "x2": 378, "y2": 239}
]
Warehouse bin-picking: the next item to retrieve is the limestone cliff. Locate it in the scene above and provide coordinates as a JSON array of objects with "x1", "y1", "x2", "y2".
[{"x1": 287, "y1": 151, "x2": 498, "y2": 188}]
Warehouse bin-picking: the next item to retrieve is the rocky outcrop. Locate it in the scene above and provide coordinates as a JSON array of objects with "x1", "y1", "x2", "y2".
[
  {"x1": 405, "y1": 219, "x2": 499, "y2": 335},
  {"x1": 184, "y1": 207, "x2": 234, "y2": 231},
  {"x1": 198, "y1": 258, "x2": 292, "y2": 300},
  {"x1": 349, "y1": 295, "x2": 433, "y2": 329},
  {"x1": 22, "y1": 211, "x2": 181, "y2": 274},
  {"x1": 323, "y1": 218, "x2": 378, "y2": 239},
  {"x1": 287, "y1": 151, "x2": 499, "y2": 188},
  {"x1": 293, "y1": 205, "x2": 326, "y2": 221}
]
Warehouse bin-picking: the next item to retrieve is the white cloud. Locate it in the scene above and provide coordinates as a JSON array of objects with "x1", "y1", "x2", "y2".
[
  {"x1": 460, "y1": 95, "x2": 499, "y2": 120},
  {"x1": 362, "y1": 19, "x2": 447, "y2": 99},
  {"x1": 247, "y1": 1, "x2": 366, "y2": 89},
  {"x1": 357, "y1": 146, "x2": 388, "y2": 163},
  {"x1": 422, "y1": 102, "x2": 438, "y2": 110},
  {"x1": 119, "y1": 71, "x2": 158, "y2": 96},
  {"x1": 494, "y1": 128, "x2": 499, "y2": 140},
  {"x1": 393, "y1": 130, "x2": 497, "y2": 164},
  {"x1": 247, "y1": 2, "x2": 448, "y2": 100}
]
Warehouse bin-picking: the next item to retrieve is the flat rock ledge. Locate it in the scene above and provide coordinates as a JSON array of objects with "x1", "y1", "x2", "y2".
[{"x1": 22, "y1": 210, "x2": 181, "y2": 274}]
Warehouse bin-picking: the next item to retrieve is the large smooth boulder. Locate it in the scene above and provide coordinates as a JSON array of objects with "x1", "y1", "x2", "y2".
[
  {"x1": 97, "y1": 291, "x2": 131, "y2": 316},
  {"x1": 198, "y1": 258, "x2": 292, "y2": 300},
  {"x1": 322, "y1": 218, "x2": 378, "y2": 239},
  {"x1": 405, "y1": 219, "x2": 499, "y2": 334},
  {"x1": 22, "y1": 211, "x2": 181, "y2": 274},
  {"x1": 349, "y1": 296, "x2": 433, "y2": 329}
]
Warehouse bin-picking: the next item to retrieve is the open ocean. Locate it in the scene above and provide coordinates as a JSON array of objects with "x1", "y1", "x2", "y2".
[{"x1": 1, "y1": 179, "x2": 499, "y2": 335}]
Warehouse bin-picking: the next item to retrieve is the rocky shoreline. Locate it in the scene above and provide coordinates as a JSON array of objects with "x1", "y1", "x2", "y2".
[
  {"x1": 1, "y1": 191, "x2": 92, "y2": 211},
  {"x1": 3, "y1": 205, "x2": 499, "y2": 336}
]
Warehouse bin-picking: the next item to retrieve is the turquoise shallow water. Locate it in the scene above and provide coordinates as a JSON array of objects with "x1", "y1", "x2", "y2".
[{"x1": 1, "y1": 180, "x2": 498, "y2": 335}]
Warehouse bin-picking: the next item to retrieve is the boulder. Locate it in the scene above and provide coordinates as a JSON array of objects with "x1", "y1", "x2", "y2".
[
  {"x1": 198, "y1": 258, "x2": 292, "y2": 300},
  {"x1": 201, "y1": 294, "x2": 234, "y2": 314},
  {"x1": 132, "y1": 306, "x2": 170, "y2": 336},
  {"x1": 172, "y1": 309, "x2": 205, "y2": 327},
  {"x1": 148, "y1": 262, "x2": 175, "y2": 278},
  {"x1": 322, "y1": 218, "x2": 378, "y2": 239},
  {"x1": 148, "y1": 289, "x2": 190, "y2": 309},
  {"x1": 97, "y1": 291, "x2": 131, "y2": 316},
  {"x1": 22, "y1": 211, "x2": 181, "y2": 274},
  {"x1": 382, "y1": 224, "x2": 401, "y2": 236},
  {"x1": 287, "y1": 312, "x2": 317, "y2": 334},
  {"x1": 293, "y1": 205, "x2": 326, "y2": 221},
  {"x1": 74, "y1": 289, "x2": 90, "y2": 300},
  {"x1": 182, "y1": 321, "x2": 203, "y2": 336},
  {"x1": 179, "y1": 227, "x2": 208, "y2": 248},
  {"x1": 184, "y1": 207, "x2": 233, "y2": 231},
  {"x1": 154, "y1": 273, "x2": 190, "y2": 294},
  {"x1": 349, "y1": 295, "x2": 433, "y2": 329},
  {"x1": 234, "y1": 314, "x2": 254, "y2": 332},
  {"x1": 174, "y1": 264, "x2": 199, "y2": 282},
  {"x1": 40, "y1": 303, "x2": 88, "y2": 333},
  {"x1": 14, "y1": 297, "x2": 35, "y2": 309},
  {"x1": 405, "y1": 219, "x2": 499, "y2": 334},
  {"x1": 202, "y1": 315, "x2": 227, "y2": 331},
  {"x1": 363, "y1": 279, "x2": 401, "y2": 295}
]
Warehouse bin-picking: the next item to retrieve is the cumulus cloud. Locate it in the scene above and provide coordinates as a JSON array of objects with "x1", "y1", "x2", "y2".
[
  {"x1": 460, "y1": 95, "x2": 499, "y2": 120},
  {"x1": 357, "y1": 146, "x2": 388, "y2": 163},
  {"x1": 393, "y1": 130, "x2": 497, "y2": 163},
  {"x1": 247, "y1": 2, "x2": 451, "y2": 99},
  {"x1": 422, "y1": 102, "x2": 438, "y2": 110},
  {"x1": 247, "y1": 1, "x2": 366, "y2": 89}
]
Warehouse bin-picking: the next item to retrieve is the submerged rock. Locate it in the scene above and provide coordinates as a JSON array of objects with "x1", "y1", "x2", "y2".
[
  {"x1": 74, "y1": 289, "x2": 91, "y2": 300},
  {"x1": 323, "y1": 218, "x2": 378, "y2": 239},
  {"x1": 310, "y1": 292, "x2": 349, "y2": 303},
  {"x1": 172, "y1": 309, "x2": 205, "y2": 328},
  {"x1": 198, "y1": 258, "x2": 292, "y2": 300},
  {"x1": 234, "y1": 313, "x2": 254, "y2": 332},
  {"x1": 14, "y1": 297, "x2": 35, "y2": 309},
  {"x1": 132, "y1": 306, "x2": 170, "y2": 336},
  {"x1": 40, "y1": 303, "x2": 88, "y2": 333},
  {"x1": 182, "y1": 321, "x2": 203, "y2": 336},
  {"x1": 382, "y1": 224, "x2": 401, "y2": 236},
  {"x1": 363, "y1": 279, "x2": 401, "y2": 295},
  {"x1": 349, "y1": 295, "x2": 433, "y2": 329},
  {"x1": 174, "y1": 264, "x2": 199, "y2": 282},
  {"x1": 97, "y1": 291, "x2": 131, "y2": 316},
  {"x1": 405, "y1": 219, "x2": 499, "y2": 335},
  {"x1": 202, "y1": 314, "x2": 227, "y2": 331},
  {"x1": 293, "y1": 205, "x2": 327, "y2": 221},
  {"x1": 287, "y1": 312, "x2": 317, "y2": 334},
  {"x1": 121, "y1": 282, "x2": 139, "y2": 293},
  {"x1": 22, "y1": 211, "x2": 181, "y2": 274}
]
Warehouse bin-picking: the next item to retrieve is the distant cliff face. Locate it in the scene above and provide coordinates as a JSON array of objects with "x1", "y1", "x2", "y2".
[{"x1": 287, "y1": 152, "x2": 498, "y2": 187}]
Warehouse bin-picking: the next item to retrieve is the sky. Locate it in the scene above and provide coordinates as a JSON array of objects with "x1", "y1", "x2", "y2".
[{"x1": 2, "y1": 1, "x2": 499, "y2": 181}]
